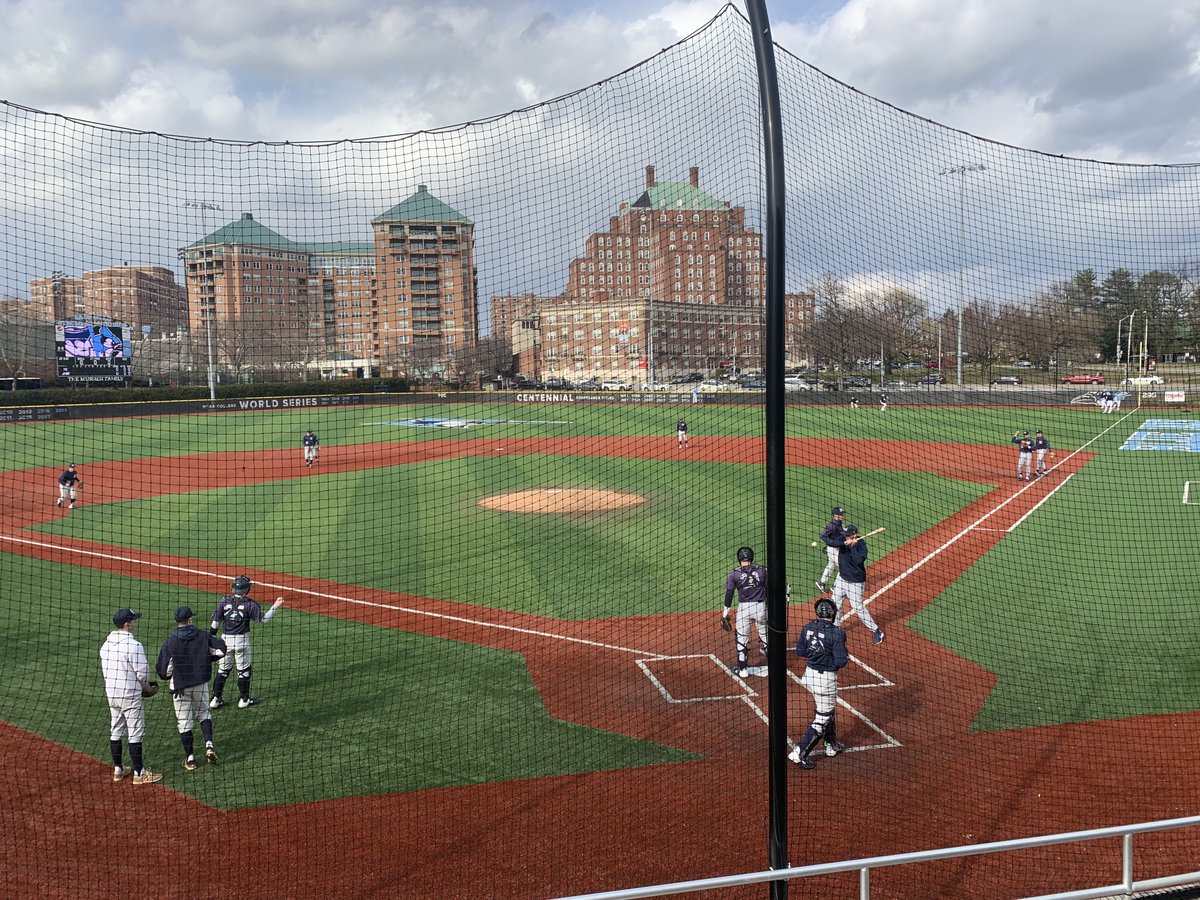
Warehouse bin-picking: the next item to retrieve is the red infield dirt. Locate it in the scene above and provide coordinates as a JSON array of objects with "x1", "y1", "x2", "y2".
[{"x1": 2, "y1": 435, "x2": 1199, "y2": 899}]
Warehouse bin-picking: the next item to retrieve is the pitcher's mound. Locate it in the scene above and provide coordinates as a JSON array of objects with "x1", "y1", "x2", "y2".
[{"x1": 478, "y1": 488, "x2": 645, "y2": 514}]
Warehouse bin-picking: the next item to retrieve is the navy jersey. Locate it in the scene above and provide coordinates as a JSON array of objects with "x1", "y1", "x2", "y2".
[
  {"x1": 676, "y1": 419, "x2": 687, "y2": 433},
  {"x1": 303, "y1": 432, "x2": 319, "y2": 448},
  {"x1": 1034, "y1": 435, "x2": 1050, "y2": 451},
  {"x1": 819, "y1": 517, "x2": 845, "y2": 548},
  {"x1": 58, "y1": 468, "x2": 79, "y2": 487},
  {"x1": 211, "y1": 594, "x2": 267, "y2": 636},
  {"x1": 725, "y1": 563, "x2": 768, "y2": 608},
  {"x1": 796, "y1": 618, "x2": 848, "y2": 673},
  {"x1": 837, "y1": 539, "x2": 868, "y2": 584}
]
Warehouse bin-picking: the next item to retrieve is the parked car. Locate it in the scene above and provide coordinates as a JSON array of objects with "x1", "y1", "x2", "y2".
[
  {"x1": 784, "y1": 375, "x2": 811, "y2": 391},
  {"x1": 511, "y1": 377, "x2": 544, "y2": 390},
  {"x1": 699, "y1": 379, "x2": 733, "y2": 392},
  {"x1": 1119, "y1": 375, "x2": 1164, "y2": 387},
  {"x1": 842, "y1": 375, "x2": 872, "y2": 389},
  {"x1": 738, "y1": 380, "x2": 766, "y2": 390},
  {"x1": 575, "y1": 379, "x2": 602, "y2": 391},
  {"x1": 1061, "y1": 372, "x2": 1104, "y2": 385},
  {"x1": 882, "y1": 379, "x2": 909, "y2": 389},
  {"x1": 644, "y1": 381, "x2": 673, "y2": 391},
  {"x1": 990, "y1": 376, "x2": 1024, "y2": 385},
  {"x1": 671, "y1": 372, "x2": 705, "y2": 384},
  {"x1": 542, "y1": 378, "x2": 573, "y2": 390},
  {"x1": 917, "y1": 373, "x2": 947, "y2": 385},
  {"x1": 1014, "y1": 359, "x2": 1033, "y2": 367},
  {"x1": 600, "y1": 378, "x2": 632, "y2": 391}
]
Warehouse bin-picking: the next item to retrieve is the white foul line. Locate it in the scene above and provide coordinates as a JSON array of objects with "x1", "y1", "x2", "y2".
[
  {"x1": 1007, "y1": 473, "x2": 1075, "y2": 532},
  {"x1": 0, "y1": 531, "x2": 669, "y2": 660}
]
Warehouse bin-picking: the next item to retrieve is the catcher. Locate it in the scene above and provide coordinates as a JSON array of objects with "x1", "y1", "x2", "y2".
[
  {"x1": 720, "y1": 546, "x2": 770, "y2": 678},
  {"x1": 99, "y1": 608, "x2": 163, "y2": 784},
  {"x1": 56, "y1": 462, "x2": 82, "y2": 509}
]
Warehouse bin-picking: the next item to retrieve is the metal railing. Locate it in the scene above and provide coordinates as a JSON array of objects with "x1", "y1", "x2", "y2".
[{"x1": 557, "y1": 814, "x2": 1200, "y2": 900}]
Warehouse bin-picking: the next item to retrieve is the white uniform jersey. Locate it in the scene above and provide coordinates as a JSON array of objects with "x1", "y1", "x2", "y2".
[{"x1": 100, "y1": 630, "x2": 150, "y2": 701}]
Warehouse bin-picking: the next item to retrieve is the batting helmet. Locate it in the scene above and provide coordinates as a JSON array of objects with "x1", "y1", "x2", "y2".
[
  {"x1": 231, "y1": 575, "x2": 252, "y2": 595},
  {"x1": 815, "y1": 598, "x2": 837, "y2": 620},
  {"x1": 736, "y1": 546, "x2": 755, "y2": 563}
]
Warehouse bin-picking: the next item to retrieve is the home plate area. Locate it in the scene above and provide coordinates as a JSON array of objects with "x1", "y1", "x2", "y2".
[{"x1": 636, "y1": 654, "x2": 902, "y2": 754}]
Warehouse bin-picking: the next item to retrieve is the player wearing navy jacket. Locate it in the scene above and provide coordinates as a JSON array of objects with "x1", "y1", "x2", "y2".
[
  {"x1": 302, "y1": 428, "x2": 319, "y2": 468},
  {"x1": 676, "y1": 418, "x2": 689, "y2": 449},
  {"x1": 209, "y1": 575, "x2": 285, "y2": 709},
  {"x1": 1033, "y1": 430, "x2": 1051, "y2": 476},
  {"x1": 156, "y1": 606, "x2": 226, "y2": 771},
  {"x1": 789, "y1": 598, "x2": 849, "y2": 769},
  {"x1": 831, "y1": 524, "x2": 884, "y2": 644}
]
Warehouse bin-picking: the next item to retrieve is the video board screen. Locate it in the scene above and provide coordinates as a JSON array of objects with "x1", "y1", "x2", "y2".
[{"x1": 55, "y1": 322, "x2": 133, "y2": 382}]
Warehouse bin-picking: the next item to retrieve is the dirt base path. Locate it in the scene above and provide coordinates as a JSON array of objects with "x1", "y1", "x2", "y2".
[{"x1": 4, "y1": 436, "x2": 1198, "y2": 898}]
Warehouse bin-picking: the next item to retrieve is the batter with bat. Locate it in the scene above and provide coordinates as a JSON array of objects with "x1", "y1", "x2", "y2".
[
  {"x1": 830, "y1": 524, "x2": 884, "y2": 644},
  {"x1": 720, "y1": 546, "x2": 769, "y2": 677},
  {"x1": 56, "y1": 462, "x2": 82, "y2": 509}
]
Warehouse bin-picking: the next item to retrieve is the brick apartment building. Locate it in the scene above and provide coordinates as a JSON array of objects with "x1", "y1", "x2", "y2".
[
  {"x1": 505, "y1": 166, "x2": 813, "y2": 383},
  {"x1": 30, "y1": 266, "x2": 186, "y2": 336}
]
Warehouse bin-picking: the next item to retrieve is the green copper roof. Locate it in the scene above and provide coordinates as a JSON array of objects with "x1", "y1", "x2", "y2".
[
  {"x1": 372, "y1": 185, "x2": 472, "y2": 225},
  {"x1": 627, "y1": 181, "x2": 727, "y2": 211},
  {"x1": 187, "y1": 213, "x2": 299, "y2": 250}
]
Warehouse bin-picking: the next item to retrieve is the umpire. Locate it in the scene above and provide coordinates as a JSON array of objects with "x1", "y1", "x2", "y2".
[{"x1": 156, "y1": 606, "x2": 226, "y2": 771}]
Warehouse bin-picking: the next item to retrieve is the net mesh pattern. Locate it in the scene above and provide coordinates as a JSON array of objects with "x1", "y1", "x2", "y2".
[{"x1": 2, "y1": 6, "x2": 1199, "y2": 898}]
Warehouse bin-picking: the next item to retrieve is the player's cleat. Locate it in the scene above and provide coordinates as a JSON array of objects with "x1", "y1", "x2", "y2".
[
  {"x1": 132, "y1": 769, "x2": 163, "y2": 785},
  {"x1": 873, "y1": 629, "x2": 885, "y2": 645},
  {"x1": 824, "y1": 741, "x2": 847, "y2": 757},
  {"x1": 205, "y1": 746, "x2": 219, "y2": 765},
  {"x1": 209, "y1": 696, "x2": 225, "y2": 709},
  {"x1": 787, "y1": 747, "x2": 815, "y2": 769},
  {"x1": 736, "y1": 668, "x2": 749, "y2": 678},
  {"x1": 238, "y1": 696, "x2": 258, "y2": 708},
  {"x1": 69, "y1": 502, "x2": 74, "y2": 508},
  {"x1": 56, "y1": 499, "x2": 62, "y2": 507},
  {"x1": 112, "y1": 766, "x2": 126, "y2": 782},
  {"x1": 183, "y1": 756, "x2": 197, "y2": 771}
]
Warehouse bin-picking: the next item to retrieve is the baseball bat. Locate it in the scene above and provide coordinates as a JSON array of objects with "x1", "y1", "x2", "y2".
[{"x1": 858, "y1": 527, "x2": 885, "y2": 538}]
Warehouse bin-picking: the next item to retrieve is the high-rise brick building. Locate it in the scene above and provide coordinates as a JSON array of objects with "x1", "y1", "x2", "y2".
[
  {"x1": 511, "y1": 166, "x2": 810, "y2": 383},
  {"x1": 30, "y1": 266, "x2": 186, "y2": 337}
]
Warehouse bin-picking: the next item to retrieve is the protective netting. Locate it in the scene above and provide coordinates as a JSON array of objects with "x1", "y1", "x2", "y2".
[{"x1": 3, "y1": 5, "x2": 1200, "y2": 898}]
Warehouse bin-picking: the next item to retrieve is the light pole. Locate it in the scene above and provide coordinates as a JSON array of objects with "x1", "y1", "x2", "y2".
[
  {"x1": 1117, "y1": 311, "x2": 1136, "y2": 385},
  {"x1": 183, "y1": 200, "x2": 221, "y2": 400},
  {"x1": 939, "y1": 163, "x2": 986, "y2": 388}
]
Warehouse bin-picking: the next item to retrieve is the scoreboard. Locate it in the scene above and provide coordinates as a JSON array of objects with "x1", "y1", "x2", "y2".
[{"x1": 55, "y1": 322, "x2": 133, "y2": 383}]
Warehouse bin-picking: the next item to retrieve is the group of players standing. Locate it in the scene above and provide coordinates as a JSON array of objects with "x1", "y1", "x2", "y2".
[
  {"x1": 99, "y1": 576, "x2": 284, "y2": 784},
  {"x1": 720, "y1": 504, "x2": 884, "y2": 771}
]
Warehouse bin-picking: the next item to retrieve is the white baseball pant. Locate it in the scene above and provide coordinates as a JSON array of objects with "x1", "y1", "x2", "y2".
[{"x1": 832, "y1": 577, "x2": 879, "y2": 633}]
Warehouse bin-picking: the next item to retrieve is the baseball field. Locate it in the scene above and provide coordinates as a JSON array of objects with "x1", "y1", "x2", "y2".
[{"x1": 2, "y1": 393, "x2": 1199, "y2": 897}]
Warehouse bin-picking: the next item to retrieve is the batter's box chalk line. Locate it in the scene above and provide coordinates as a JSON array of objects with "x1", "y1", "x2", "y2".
[{"x1": 635, "y1": 653, "x2": 901, "y2": 753}]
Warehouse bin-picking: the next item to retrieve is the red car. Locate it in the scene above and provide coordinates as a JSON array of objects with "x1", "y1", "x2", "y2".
[{"x1": 1061, "y1": 372, "x2": 1105, "y2": 385}]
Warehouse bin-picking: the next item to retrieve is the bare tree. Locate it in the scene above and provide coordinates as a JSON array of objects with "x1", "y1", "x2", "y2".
[{"x1": 0, "y1": 299, "x2": 51, "y2": 378}]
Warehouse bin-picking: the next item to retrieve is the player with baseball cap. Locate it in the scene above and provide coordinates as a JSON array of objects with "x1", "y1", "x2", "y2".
[
  {"x1": 1012, "y1": 430, "x2": 1035, "y2": 480},
  {"x1": 830, "y1": 524, "x2": 884, "y2": 644},
  {"x1": 56, "y1": 463, "x2": 82, "y2": 509},
  {"x1": 156, "y1": 605, "x2": 227, "y2": 771},
  {"x1": 815, "y1": 507, "x2": 846, "y2": 593},
  {"x1": 100, "y1": 608, "x2": 162, "y2": 784}
]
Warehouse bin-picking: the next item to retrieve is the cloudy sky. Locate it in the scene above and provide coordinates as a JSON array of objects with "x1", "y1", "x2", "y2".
[{"x1": 4, "y1": 0, "x2": 1200, "y2": 163}]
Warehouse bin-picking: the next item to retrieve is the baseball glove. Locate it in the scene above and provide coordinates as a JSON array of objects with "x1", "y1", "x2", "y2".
[
  {"x1": 720, "y1": 616, "x2": 732, "y2": 632},
  {"x1": 142, "y1": 681, "x2": 159, "y2": 698}
]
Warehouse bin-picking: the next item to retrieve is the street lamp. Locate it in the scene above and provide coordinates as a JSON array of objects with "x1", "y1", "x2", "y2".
[
  {"x1": 1117, "y1": 311, "x2": 1136, "y2": 384},
  {"x1": 939, "y1": 163, "x2": 986, "y2": 388},
  {"x1": 182, "y1": 200, "x2": 222, "y2": 400}
]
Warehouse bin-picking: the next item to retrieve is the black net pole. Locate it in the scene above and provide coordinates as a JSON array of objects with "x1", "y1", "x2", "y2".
[{"x1": 745, "y1": 0, "x2": 791, "y2": 896}]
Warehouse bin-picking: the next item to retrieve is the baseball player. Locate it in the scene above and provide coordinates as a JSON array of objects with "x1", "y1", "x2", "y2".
[
  {"x1": 302, "y1": 428, "x2": 320, "y2": 467},
  {"x1": 100, "y1": 608, "x2": 163, "y2": 785},
  {"x1": 1033, "y1": 430, "x2": 1051, "y2": 476},
  {"x1": 721, "y1": 546, "x2": 769, "y2": 677},
  {"x1": 879, "y1": 392, "x2": 889, "y2": 412},
  {"x1": 56, "y1": 463, "x2": 82, "y2": 508},
  {"x1": 676, "y1": 418, "x2": 689, "y2": 449},
  {"x1": 788, "y1": 598, "x2": 849, "y2": 769},
  {"x1": 815, "y1": 506, "x2": 846, "y2": 593},
  {"x1": 849, "y1": 396, "x2": 859, "y2": 409},
  {"x1": 209, "y1": 575, "x2": 285, "y2": 709},
  {"x1": 1012, "y1": 430, "x2": 1034, "y2": 480},
  {"x1": 156, "y1": 606, "x2": 226, "y2": 771},
  {"x1": 830, "y1": 524, "x2": 884, "y2": 644}
]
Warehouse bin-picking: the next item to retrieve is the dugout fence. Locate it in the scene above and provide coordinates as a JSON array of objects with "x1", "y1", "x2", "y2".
[{"x1": 4, "y1": 3, "x2": 1200, "y2": 898}]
